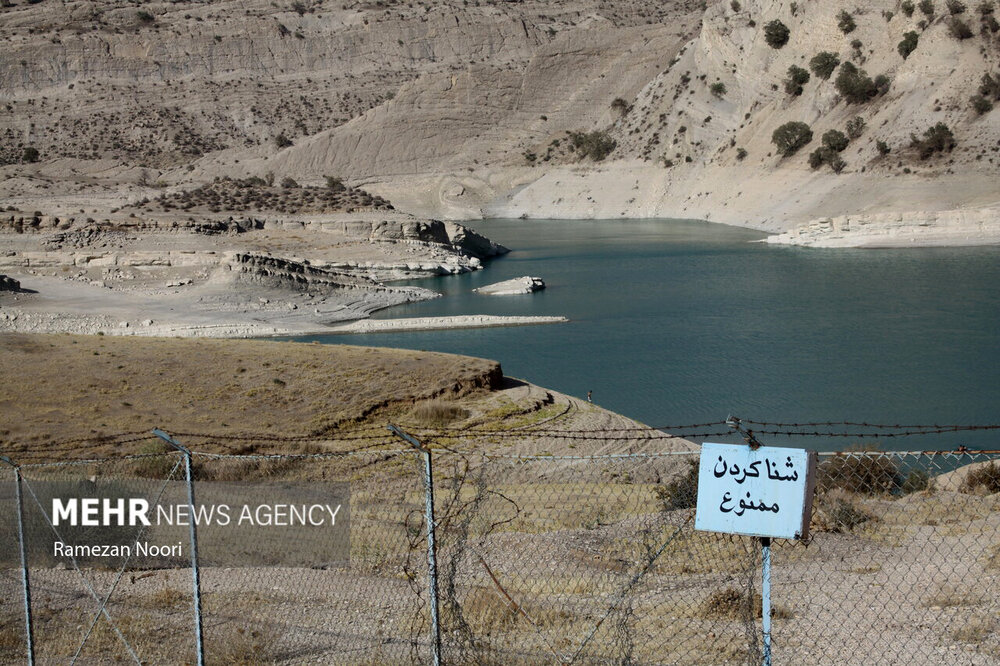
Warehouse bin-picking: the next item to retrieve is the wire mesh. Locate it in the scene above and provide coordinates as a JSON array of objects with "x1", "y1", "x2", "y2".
[
  {"x1": 14, "y1": 452, "x2": 194, "y2": 664},
  {"x1": 3, "y1": 434, "x2": 1000, "y2": 664},
  {"x1": 191, "y1": 448, "x2": 429, "y2": 665},
  {"x1": 0, "y1": 466, "x2": 28, "y2": 663}
]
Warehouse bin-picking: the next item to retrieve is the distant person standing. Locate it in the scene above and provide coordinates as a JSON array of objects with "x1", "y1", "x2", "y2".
[{"x1": 587, "y1": 390, "x2": 592, "y2": 403}]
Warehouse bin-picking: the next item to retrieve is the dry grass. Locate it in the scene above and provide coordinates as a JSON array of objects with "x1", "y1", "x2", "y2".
[
  {"x1": 404, "y1": 400, "x2": 470, "y2": 428},
  {"x1": 696, "y1": 587, "x2": 793, "y2": 621},
  {"x1": 0, "y1": 334, "x2": 500, "y2": 458},
  {"x1": 922, "y1": 585, "x2": 985, "y2": 608},
  {"x1": 952, "y1": 617, "x2": 997, "y2": 644}
]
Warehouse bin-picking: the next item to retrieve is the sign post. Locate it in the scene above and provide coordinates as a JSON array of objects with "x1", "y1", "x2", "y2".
[{"x1": 695, "y1": 442, "x2": 817, "y2": 665}]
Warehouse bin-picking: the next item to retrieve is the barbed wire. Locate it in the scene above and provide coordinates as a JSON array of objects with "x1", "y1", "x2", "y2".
[
  {"x1": 5, "y1": 417, "x2": 1000, "y2": 463},
  {"x1": 741, "y1": 420, "x2": 1000, "y2": 430}
]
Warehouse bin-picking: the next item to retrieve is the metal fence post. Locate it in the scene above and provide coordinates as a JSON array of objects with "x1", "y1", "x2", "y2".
[
  {"x1": 388, "y1": 425, "x2": 442, "y2": 666},
  {"x1": 153, "y1": 429, "x2": 205, "y2": 666},
  {"x1": 1, "y1": 456, "x2": 34, "y2": 666},
  {"x1": 761, "y1": 536, "x2": 772, "y2": 666}
]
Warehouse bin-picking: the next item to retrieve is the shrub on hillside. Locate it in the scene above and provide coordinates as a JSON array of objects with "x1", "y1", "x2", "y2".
[
  {"x1": 898, "y1": 31, "x2": 920, "y2": 59},
  {"x1": 835, "y1": 62, "x2": 887, "y2": 103},
  {"x1": 971, "y1": 94, "x2": 994, "y2": 114},
  {"x1": 784, "y1": 65, "x2": 811, "y2": 95},
  {"x1": 947, "y1": 16, "x2": 975, "y2": 37},
  {"x1": 771, "y1": 121, "x2": 813, "y2": 156},
  {"x1": 822, "y1": 129, "x2": 850, "y2": 152},
  {"x1": 817, "y1": 450, "x2": 901, "y2": 495},
  {"x1": 981, "y1": 72, "x2": 1000, "y2": 100},
  {"x1": 809, "y1": 51, "x2": 841, "y2": 79},
  {"x1": 764, "y1": 19, "x2": 790, "y2": 48},
  {"x1": 710, "y1": 82, "x2": 728, "y2": 98},
  {"x1": 960, "y1": 462, "x2": 1000, "y2": 493},
  {"x1": 919, "y1": 0, "x2": 936, "y2": 16},
  {"x1": 876, "y1": 139, "x2": 892, "y2": 155},
  {"x1": 846, "y1": 116, "x2": 866, "y2": 138},
  {"x1": 22, "y1": 146, "x2": 39, "y2": 163},
  {"x1": 809, "y1": 147, "x2": 847, "y2": 172},
  {"x1": 611, "y1": 97, "x2": 631, "y2": 116},
  {"x1": 947, "y1": 0, "x2": 967, "y2": 13},
  {"x1": 569, "y1": 130, "x2": 617, "y2": 161},
  {"x1": 838, "y1": 10, "x2": 857, "y2": 33},
  {"x1": 910, "y1": 122, "x2": 956, "y2": 158},
  {"x1": 274, "y1": 133, "x2": 293, "y2": 148},
  {"x1": 902, "y1": 0, "x2": 916, "y2": 16}
]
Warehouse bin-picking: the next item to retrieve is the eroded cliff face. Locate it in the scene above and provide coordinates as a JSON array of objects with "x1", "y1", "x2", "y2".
[{"x1": 1, "y1": 0, "x2": 997, "y2": 231}]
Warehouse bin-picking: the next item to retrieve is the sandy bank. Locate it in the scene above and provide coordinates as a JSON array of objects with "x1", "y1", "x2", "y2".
[
  {"x1": 763, "y1": 207, "x2": 1000, "y2": 248},
  {"x1": 323, "y1": 315, "x2": 568, "y2": 334}
]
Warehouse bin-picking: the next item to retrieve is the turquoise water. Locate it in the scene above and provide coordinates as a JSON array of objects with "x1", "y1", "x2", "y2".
[{"x1": 289, "y1": 218, "x2": 1000, "y2": 451}]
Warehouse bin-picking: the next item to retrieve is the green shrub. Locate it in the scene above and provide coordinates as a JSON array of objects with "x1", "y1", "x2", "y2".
[
  {"x1": 809, "y1": 147, "x2": 846, "y2": 172},
  {"x1": 817, "y1": 450, "x2": 901, "y2": 494},
  {"x1": 764, "y1": 19, "x2": 791, "y2": 48},
  {"x1": 280, "y1": 176, "x2": 299, "y2": 188},
  {"x1": 274, "y1": 133, "x2": 292, "y2": 148},
  {"x1": 569, "y1": 130, "x2": 617, "y2": 161},
  {"x1": 902, "y1": 0, "x2": 916, "y2": 16},
  {"x1": 911, "y1": 122, "x2": 956, "y2": 158},
  {"x1": 874, "y1": 74, "x2": 892, "y2": 95},
  {"x1": 981, "y1": 72, "x2": 1000, "y2": 100},
  {"x1": 22, "y1": 146, "x2": 39, "y2": 163},
  {"x1": 948, "y1": 16, "x2": 975, "y2": 37},
  {"x1": 835, "y1": 62, "x2": 886, "y2": 103},
  {"x1": 838, "y1": 10, "x2": 857, "y2": 33},
  {"x1": 771, "y1": 121, "x2": 813, "y2": 156},
  {"x1": 898, "y1": 31, "x2": 920, "y2": 59},
  {"x1": 971, "y1": 94, "x2": 994, "y2": 114},
  {"x1": 731, "y1": 0, "x2": 741, "y2": 10},
  {"x1": 325, "y1": 175, "x2": 346, "y2": 191},
  {"x1": 846, "y1": 116, "x2": 866, "y2": 138},
  {"x1": 736, "y1": 147, "x2": 748, "y2": 160},
  {"x1": 961, "y1": 462, "x2": 1000, "y2": 493},
  {"x1": 827, "y1": 152, "x2": 847, "y2": 173},
  {"x1": 808, "y1": 148, "x2": 829, "y2": 168},
  {"x1": 136, "y1": 10, "x2": 155, "y2": 23},
  {"x1": 610, "y1": 97, "x2": 631, "y2": 116},
  {"x1": 919, "y1": 0, "x2": 936, "y2": 16},
  {"x1": 902, "y1": 469, "x2": 933, "y2": 493},
  {"x1": 710, "y1": 82, "x2": 728, "y2": 98},
  {"x1": 822, "y1": 129, "x2": 850, "y2": 152},
  {"x1": 947, "y1": 0, "x2": 967, "y2": 13},
  {"x1": 809, "y1": 51, "x2": 841, "y2": 79},
  {"x1": 876, "y1": 139, "x2": 892, "y2": 155},
  {"x1": 784, "y1": 65, "x2": 811, "y2": 95}
]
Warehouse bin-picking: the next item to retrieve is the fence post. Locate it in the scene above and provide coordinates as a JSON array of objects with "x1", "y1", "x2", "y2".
[
  {"x1": 153, "y1": 430, "x2": 205, "y2": 666},
  {"x1": 761, "y1": 536, "x2": 772, "y2": 666},
  {"x1": 388, "y1": 425, "x2": 442, "y2": 666},
  {"x1": 1, "y1": 456, "x2": 34, "y2": 666}
]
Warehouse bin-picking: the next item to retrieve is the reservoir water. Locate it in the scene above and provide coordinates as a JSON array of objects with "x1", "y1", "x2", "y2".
[{"x1": 291, "y1": 218, "x2": 1000, "y2": 451}]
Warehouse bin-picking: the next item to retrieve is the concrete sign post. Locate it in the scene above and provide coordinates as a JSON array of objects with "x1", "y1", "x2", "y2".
[{"x1": 695, "y1": 442, "x2": 817, "y2": 666}]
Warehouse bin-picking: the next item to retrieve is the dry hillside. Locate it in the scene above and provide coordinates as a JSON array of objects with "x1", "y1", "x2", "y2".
[{"x1": 0, "y1": 0, "x2": 996, "y2": 230}]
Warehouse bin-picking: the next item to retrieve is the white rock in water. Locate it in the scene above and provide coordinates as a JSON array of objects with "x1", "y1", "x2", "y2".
[{"x1": 474, "y1": 276, "x2": 546, "y2": 295}]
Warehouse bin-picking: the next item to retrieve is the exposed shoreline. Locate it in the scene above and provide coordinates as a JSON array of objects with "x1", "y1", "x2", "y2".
[{"x1": 321, "y1": 315, "x2": 568, "y2": 334}]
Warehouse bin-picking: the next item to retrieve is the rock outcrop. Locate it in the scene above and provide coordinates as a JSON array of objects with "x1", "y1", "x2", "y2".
[
  {"x1": 474, "y1": 276, "x2": 546, "y2": 295},
  {"x1": 0, "y1": 275, "x2": 20, "y2": 292}
]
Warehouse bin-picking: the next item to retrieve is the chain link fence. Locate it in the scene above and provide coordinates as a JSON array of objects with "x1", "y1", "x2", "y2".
[{"x1": 3, "y1": 431, "x2": 1000, "y2": 664}]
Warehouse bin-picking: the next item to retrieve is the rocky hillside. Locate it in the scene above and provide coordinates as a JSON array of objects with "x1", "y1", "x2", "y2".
[{"x1": 1, "y1": 0, "x2": 997, "y2": 231}]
